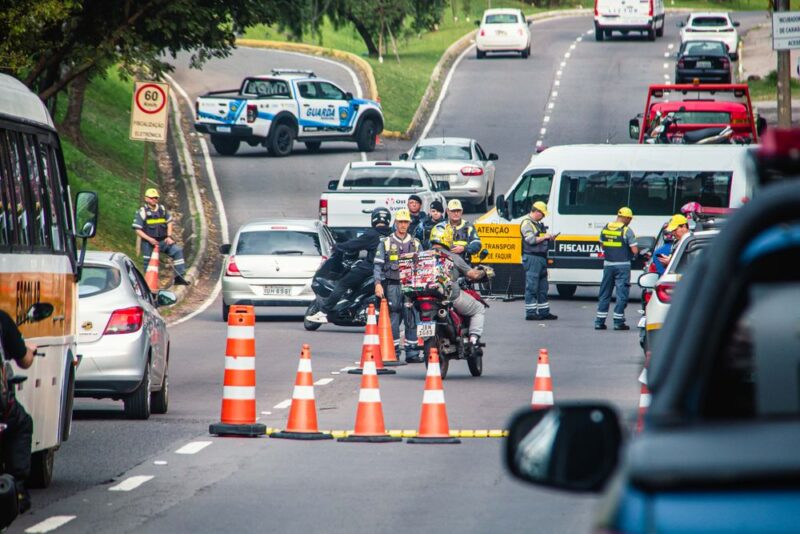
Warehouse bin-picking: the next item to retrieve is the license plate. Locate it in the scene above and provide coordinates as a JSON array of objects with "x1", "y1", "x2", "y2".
[
  {"x1": 495, "y1": 30, "x2": 506, "y2": 36},
  {"x1": 263, "y1": 286, "x2": 292, "y2": 296},
  {"x1": 638, "y1": 317, "x2": 647, "y2": 328},
  {"x1": 417, "y1": 322, "x2": 435, "y2": 338},
  {"x1": 216, "y1": 126, "x2": 231, "y2": 133},
  {"x1": 696, "y1": 61, "x2": 712, "y2": 69}
]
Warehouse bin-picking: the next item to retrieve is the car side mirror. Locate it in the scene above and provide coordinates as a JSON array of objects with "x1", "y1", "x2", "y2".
[
  {"x1": 328, "y1": 180, "x2": 339, "y2": 191},
  {"x1": 75, "y1": 191, "x2": 99, "y2": 239},
  {"x1": 505, "y1": 403, "x2": 622, "y2": 493},
  {"x1": 638, "y1": 271, "x2": 659, "y2": 289},
  {"x1": 399, "y1": 153, "x2": 409, "y2": 161},
  {"x1": 436, "y1": 181, "x2": 450, "y2": 192},
  {"x1": 475, "y1": 20, "x2": 481, "y2": 26},
  {"x1": 156, "y1": 290, "x2": 178, "y2": 307},
  {"x1": 496, "y1": 194, "x2": 507, "y2": 219},
  {"x1": 219, "y1": 243, "x2": 231, "y2": 255},
  {"x1": 344, "y1": 91, "x2": 353, "y2": 101},
  {"x1": 488, "y1": 153, "x2": 499, "y2": 161},
  {"x1": 756, "y1": 116, "x2": 767, "y2": 136},
  {"x1": 479, "y1": 249, "x2": 490, "y2": 260},
  {"x1": 629, "y1": 118, "x2": 640, "y2": 140},
  {"x1": 678, "y1": 21, "x2": 685, "y2": 28},
  {"x1": 733, "y1": 21, "x2": 740, "y2": 27}
]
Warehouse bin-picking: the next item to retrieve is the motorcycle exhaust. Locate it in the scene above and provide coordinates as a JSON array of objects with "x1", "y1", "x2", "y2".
[{"x1": 437, "y1": 308, "x2": 448, "y2": 319}]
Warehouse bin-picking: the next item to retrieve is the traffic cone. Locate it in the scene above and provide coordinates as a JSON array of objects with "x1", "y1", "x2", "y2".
[
  {"x1": 531, "y1": 348, "x2": 554, "y2": 410},
  {"x1": 270, "y1": 344, "x2": 332, "y2": 440},
  {"x1": 210, "y1": 305, "x2": 265, "y2": 436},
  {"x1": 636, "y1": 353, "x2": 651, "y2": 433},
  {"x1": 349, "y1": 304, "x2": 395, "y2": 375},
  {"x1": 338, "y1": 348, "x2": 401, "y2": 443},
  {"x1": 408, "y1": 348, "x2": 460, "y2": 444},
  {"x1": 378, "y1": 298, "x2": 406, "y2": 367},
  {"x1": 145, "y1": 244, "x2": 160, "y2": 292}
]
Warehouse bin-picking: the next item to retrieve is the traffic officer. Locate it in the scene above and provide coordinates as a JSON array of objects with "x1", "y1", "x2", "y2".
[
  {"x1": 521, "y1": 201, "x2": 557, "y2": 320},
  {"x1": 374, "y1": 209, "x2": 423, "y2": 363},
  {"x1": 407, "y1": 194, "x2": 429, "y2": 238},
  {"x1": 595, "y1": 207, "x2": 639, "y2": 330},
  {"x1": 446, "y1": 199, "x2": 481, "y2": 263},
  {"x1": 132, "y1": 188, "x2": 189, "y2": 286},
  {"x1": 418, "y1": 199, "x2": 446, "y2": 249}
]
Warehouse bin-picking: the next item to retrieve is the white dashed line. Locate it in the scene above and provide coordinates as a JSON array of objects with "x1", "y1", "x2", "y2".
[
  {"x1": 587, "y1": 29, "x2": 593, "y2": 35},
  {"x1": 565, "y1": 52, "x2": 571, "y2": 58},
  {"x1": 331, "y1": 371, "x2": 341, "y2": 375},
  {"x1": 556, "y1": 70, "x2": 563, "y2": 77},
  {"x1": 552, "y1": 91, "x2": 558, "y2": 97},
  {"x1": 560, "y1": 61, "x2": 566, "y2": 67},
  {"x1": 314, "y1": 378, "x2": 334, "y2": 386},
  {"x1": 555, "y1": 80, "x2": 561, "y2": 86},
  {"x1": 540, "y1": 128, "x2": 547, "y2": 135},
  {"x1": 340, "y1": 366, "x2": 357, "y2": 372},
  {"x1": 576, "y1": 36, "x2": 583, "y2": 42},
  {"x1": 570, "y1": 43, "x2": 577, "y2": 49},
  {"x1": 535, "y1": 140, "x2": 543, "y2": 147},
  {"x1": 274, "y1": 399, "x2": 292, "y2": 409},
  {"x1": 548, "y1": 102, "x2": 555, "y2": 109},
  {"x1": 668, "y1": 43, "x2": 674, "y2": 49},
  {"x1": 543, "y1": 116, "x2": 551, "y2": 123},
  {"x1": 663, "y1": 63, "x2": 669, "y2": 69},
  {"x1": 664, "y1": 52, "x2": 670, "y2": 57},
  {"x1": 154, "y1": 460, "x2": 168, "y2": 466},
  {"x1": 109, "y1": 475, "x2": 154, "y2": 492},
  {"x1": 25, "y1": 516, "x2": 76, "y2": 533},
  {"x1": 664, "y1": 74, "x2": 670, "y2": 80},
  {"x1": 175, "y1": 441, "x2": 212, "y2": 455},
  {"x1": 261, "y1": 411, "x2": 272, "y2": 415}
]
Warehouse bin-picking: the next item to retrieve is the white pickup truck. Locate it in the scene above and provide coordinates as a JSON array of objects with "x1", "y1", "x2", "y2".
[
  {"x1": 194, "y1": 69, "x2": 384, "y2": 157},
  {"x1": 320, "y1": 161, "x2": 449, "y2": 238}
]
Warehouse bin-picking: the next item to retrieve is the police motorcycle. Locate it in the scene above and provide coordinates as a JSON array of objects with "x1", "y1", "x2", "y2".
[
  {"x1": 410, "y1": 249, "x2": 494, "y2": 380},
  {"x1": 0, "y1": 303, "x2": 54, "y2": 529}
]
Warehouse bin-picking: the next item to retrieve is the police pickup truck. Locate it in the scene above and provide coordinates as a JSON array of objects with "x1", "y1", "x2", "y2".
[{"x1": 194, "y1": 69, "x2": 384, "y2": 157}]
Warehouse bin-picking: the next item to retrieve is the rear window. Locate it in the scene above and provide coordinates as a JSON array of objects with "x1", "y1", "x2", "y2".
[
  {"x1": 485, "y1": 13, "x2": 520, "y2": 24},
  {"x1": 79, "y1": 265, "x2": 122, "y2": 297},
  {"x1": 242, "y1": 79, "x2": 291, "y2": 98},
  {"x1": 235, "y1": 231, "x2": 321, "y2": 256},
  {"x1": 683, "y1": 41, "x2": 727, "y2": 56},
  {"x1": 672, "y1": 111, "x2": 732, "y2": 124},
  {"x1": 412, "y1": 144, "x2": 471, "y2": 161},
  {"x1": 690, "y1": 16, "x2": 729, "y2": 27},
  {"x1": 342, "y1": 167, "x2": 422, "y2": 188}
]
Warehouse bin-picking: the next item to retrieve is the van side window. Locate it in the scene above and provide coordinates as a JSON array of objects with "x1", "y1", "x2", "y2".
[
  {"x1": 560, "y1": 171, "x2": 629, "y2": 216},
  {"x1": 510, "y1": 170, "x2": 553, "y2": 219},
  {"x1": 629, "y1": 172, "x2": 676, "y2": 216},
  {"x1": 676, "y1": 171, "x2": 732, "y2": 208}
]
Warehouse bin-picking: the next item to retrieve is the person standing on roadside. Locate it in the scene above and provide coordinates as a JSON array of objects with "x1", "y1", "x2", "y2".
[
  {"x1": 595, "y1": 207, "x2": 638, "y2": 330},
  {"x1": 521, "y1": 201, "x2": 557, "y2": 321},
  {"x1": 132, "y1": 188, "x2": 189, "y2": 286},
  {"x1": 419, "y1": 199, "x2": 446, "y2": 249},
  {"x1": 446, "y1": 199, "x2": 481, "y2": 263}
]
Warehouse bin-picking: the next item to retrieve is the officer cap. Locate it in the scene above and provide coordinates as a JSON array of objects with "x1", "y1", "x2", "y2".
[
  {"x1": 447, "y1": 199, "x2": 463, "y2": 211},
  {"x1": 666, "y1": 214, "x2": 688, "y2": 232},
  {"x1": 394, "y1": 209, "x2": 412, "y2": 222},
  {"x1": 617, "y1": 206, "x2": 634, "y2": 219},
  {"x1": 532, "y1": 201, "x2": 548, "y2": 216},
  {"x1": 145, "y1": 188, "x2": 160, "y2": 198}
]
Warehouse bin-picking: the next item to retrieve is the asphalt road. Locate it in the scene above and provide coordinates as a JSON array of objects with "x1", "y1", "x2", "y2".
[{"x1": 14, "y1": 12, "x2": 767, "y2": 533}]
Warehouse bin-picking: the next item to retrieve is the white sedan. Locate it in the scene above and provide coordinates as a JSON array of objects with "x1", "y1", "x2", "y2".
[
  {"x1": 476, "y1": 8, "x2": 531, "y2": 59},
  {"x1": 679, "y1": 12, "x2": 740, "y2": 60}
]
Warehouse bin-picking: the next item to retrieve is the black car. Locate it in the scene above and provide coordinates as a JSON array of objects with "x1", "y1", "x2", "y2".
[{"x1": 675, "y1": 40, "x2": 731, "y2": 84}]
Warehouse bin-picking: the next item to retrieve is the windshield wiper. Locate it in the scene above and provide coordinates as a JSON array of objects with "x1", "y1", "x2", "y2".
[{"x1": 272, "y1": 249, "x2": 304, "y2": 255}]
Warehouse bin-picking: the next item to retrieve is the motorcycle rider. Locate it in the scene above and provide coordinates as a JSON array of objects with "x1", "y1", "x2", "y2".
[
  {"x1": 306, "y1": 208, "x2": 392, "y2": 324},
  {"x1": 428, "y1": 223, "x2": 487, "y2": 357},
  {"x1": 374, "y1": 209, "x2": 423, "y2": 362}
]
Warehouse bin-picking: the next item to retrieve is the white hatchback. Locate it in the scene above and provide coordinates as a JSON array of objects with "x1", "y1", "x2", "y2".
[
  {"x1": 475, "y1": 8, "x2": 531, "y2": 59},
  {"x1": 679, "y1": 12, "x2": 741, "y2": 60}
]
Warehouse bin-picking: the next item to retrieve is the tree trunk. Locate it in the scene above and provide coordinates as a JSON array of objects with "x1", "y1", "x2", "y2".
[
  {"x1": 349, "y1": 15, "x2": 379, "y2": 57},
  {"x1": 60, "y1": 71, "x2": 90, "y2": 145}
]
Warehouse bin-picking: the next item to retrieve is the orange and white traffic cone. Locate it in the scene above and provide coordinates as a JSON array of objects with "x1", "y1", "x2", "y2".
[
  {"x1": 531, "y1": 348, "x2": 554, "y2": 410},
  {"x1": 378, "y1": 298, "x2": 405, "y2": 367},
  {"x1": 636, "y1": 354, "x2": 651, "y2": 433},
  {"x1": 270, "y1": 344, "x2": 332, "y2": 440},
  {"x1": 408, "y1": 348, "x2": 460, "y2": 444},
  {"x1": 338, "y1": 348, "x2": 401, "y2": 443},
  {"x1": 349, "y1": 304, "x2": 395, "y2": 375},
  {"x1": 144, "y1": 244, "x2": 160, "y2": 292},
  {"x1": 209, "y1": 305, "x2": 265, "y2": 436}
]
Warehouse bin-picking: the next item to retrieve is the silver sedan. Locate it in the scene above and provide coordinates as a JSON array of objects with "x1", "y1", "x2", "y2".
[
  {"x1": 76, "y1": 251, "x2": 176, "y2": 419},
  {"x1": 401, "y1": 137, "x2": 498, "y2": 212}
]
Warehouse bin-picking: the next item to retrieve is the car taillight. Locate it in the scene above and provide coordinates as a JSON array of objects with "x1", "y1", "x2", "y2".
[
  {"x1": 480, "y1": 29, "x2": 485, "y2": 37},
  {"x1": 648, "y1": 262, "x2": 658, "y2": 273},
  {"x1": 677, "y1": 59, "x2": 685, "y2": 68},
  {"x1": 246, "y1": 104, "x2": 257, "y2": 123},
  {"x1": 655, "y1": 282, "x2": 674, "y2": 303},
  {"x1": 594, "y1": 0, "x2": 599, "y2": 16},
  {"x1": 720, "y1": 57, "x2": 730, "y2": 69},
  {"x1": 460, "y1": 166, "x2": 484, "y2": 176},
  {"x1": 518, "y1": 28, "x2": 524, "y2": 36},
  {"x1": 319, "y1": 198, "x2": 328, "y2": 224},
  {"x1": 648, "y1": 0, "x2": 653, "y2": 17},
  {"x1": 226, "y1": 256, "x2": 241, "y2": 277},
  {"x1": 104, "y1": 306, "x2": 144, "y2": 335}
]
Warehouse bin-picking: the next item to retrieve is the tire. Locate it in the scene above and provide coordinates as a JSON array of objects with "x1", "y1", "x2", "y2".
[
  {"x1": 29, "y1": 448, "x2": 55, "y2": 489},
  {"x1": 124, "y1": 361, "x2": 151, "y2": 420},
  {"x1": 521, "y1": 46, "x2": 529, "y2": 59},
  {"x1": 151, "y1": 357, "x2": 169, "y2": 415},
  {"x1": 556, "y1": 284, "x2": 577, "y2": 298},
  {"x1": 656, "y1": 22, "x2": 664, "y2": 37},
  {"x1": 222, "y1": 301, "x2": 230, "y2": 322},
  {"x1": 305, "y1": 141, "x2": 322, "y2": 152},
  {"x1": 488, "y1": 181, "x2": 495, "y2": 206},
  {"x1": 730, "y1": 51, "x2": 739, "y2": 61},
  {"x1": 61, "y1": 365, "x2": 75, "y2": 441},
  {"x1": 647, "y1": 28, "x2": 655, "y2": 41},
  {"x1": 303, "y1": 302, "x2": 323, "y2": 331},
  {"x1": 356, "y1": 119, "x2": 377, "y2": 152},
  {"x1": 476, "y1": 49, "x2": 486, "y2": 59},
  {"x1": 211, "y1": 136, "x2": 240, "y2": 156},
  {"x1": 467, "y1": 354, "x2": 483, "y2": 377},
  {"x1": 604, "y1": 30, "x2": 612, "y2": 39},
  {"x1": 267, "y1": 123, "x2": 294, "y2": 157},
  {"x1": 595, "y1": 26, "x2": 604, "y2": 41},
  {"x1": 477, "y1": 192, "x2": 490, "y2": 213},
  {"x1": 423, "y1": 337, "x2": 449, "y2": 379}
]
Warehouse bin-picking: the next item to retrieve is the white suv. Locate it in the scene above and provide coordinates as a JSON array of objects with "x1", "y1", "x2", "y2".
[
  {"x1": 679, "y1": 12, "x2": 741, "y2": 60},
  {"x1": 594, "y1": 0, "x2": 665, "y2": 41}
]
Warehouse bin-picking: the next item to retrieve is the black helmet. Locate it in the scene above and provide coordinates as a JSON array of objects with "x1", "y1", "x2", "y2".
[{"x1": 371, "y1": 207, "x2": 391, "y2": 228}]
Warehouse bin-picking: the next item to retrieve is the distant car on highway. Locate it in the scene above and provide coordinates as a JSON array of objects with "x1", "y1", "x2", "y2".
[
  {"x1": 475, "y1": 8, "x2": 531, "y2": 58},
  {"x1": 76, "y1": 252, "x2": 176, "y2": 420},
  {"x1": 679, "y1": 12, "x2": 740, "y2": 60},
  {"x1": 593, "y1": 0, "x2": 665, "y2": 41},
  {"x1": 675, "y1": 40, "x2": 731, "y2": 84},
  {"x1": 400, "y1": 137, "x2": 498, "y2": 211},
  {"x1": 220, "y1": 219, "x2": 335, "y2": 321}
]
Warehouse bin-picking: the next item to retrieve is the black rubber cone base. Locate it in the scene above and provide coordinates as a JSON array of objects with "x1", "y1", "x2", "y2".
[
  {"x1": 270, "y1": 430, "x2": 333, "y2": 440},
  {"x1": 383, "y1": 360, "x2": 407, "y2": 367},
  {"x1": 347, "y1": 368, "x2": 396, "y2": 375},
  {"x1": 337, "y1": 434, "x2": 403, "y2": 443},
  {"x1": 209, "y1": 422, "x2": 266, "y2": 437},
  {"x1": 407, "y1": 436, "x2": 461, "y2": 444}
]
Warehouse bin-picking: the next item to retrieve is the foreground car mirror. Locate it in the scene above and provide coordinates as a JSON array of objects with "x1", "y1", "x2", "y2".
[
  {"x1": 495, "y1": 194, "x2": 507, "y2": 219},
  {"x1": 629, "y1": 118, "x2": 641, "y2": 140},
  {"x1": 344, "y1": 91, "x2": 353, "y2": 101},
  {"x1": 756, "y1": 116, "x2": 767, "y2": 136},
  {"x1": 678, "y1": 21, "x2": 685, "y2": 28},
  {"x1": 156, "y1": 290, "x2": 177, "y2": 307},
  {"x1": 638, "y1": 271, "x2": 659, "y2": 289},
  {"x1": 18, "y1": 303, "x2": 54, "y2": 326},
  {"x1": 219, "y1": 244, "x2": 231, "y2": 255},
  {"x1": 505, "y1": 403, "x2": 622, "y2": 493}
]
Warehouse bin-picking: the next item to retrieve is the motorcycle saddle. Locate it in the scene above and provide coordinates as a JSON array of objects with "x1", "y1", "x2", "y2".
[{"x1": 683, "y1": 127, "x2": 725, "y2": 144}]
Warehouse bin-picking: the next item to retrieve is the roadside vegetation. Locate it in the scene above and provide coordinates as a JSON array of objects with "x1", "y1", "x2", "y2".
[{"x1": 748, "y1": 70, "x2": 800, "y2": 101}]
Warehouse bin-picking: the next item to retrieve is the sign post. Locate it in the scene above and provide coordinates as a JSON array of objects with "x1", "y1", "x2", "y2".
[
  {"x1": 130, "y1": 81, "x2": 170, "y2": 202},
  {"x1": 772, "y1": 5, "x2": 795, "y2": 127}
]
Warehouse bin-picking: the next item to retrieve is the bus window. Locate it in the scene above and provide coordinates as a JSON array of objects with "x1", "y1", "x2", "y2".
[
  {"x1": 22, "y1": 134, "x2": 51, "y2": 249},
  {"x1": 510, "y1": 170, "x2": 553, "y2": 219},
  {"x1": 559, "y1": 171, "x2": 630, "y2": 215},
  {"x1": 676, "y1": 171, "x2": 732, "y2": 208},
  {"x1": 0, "y1": 130, "x2": 14, "y2": 247},
  {"x1": 38, "y1": 145, "x2": 64, "y2": 251},
  {"x1": 629, "y1": 172, "x2": 676, "y2": 216},
  {"x1": 47, "y1": 145, "x2": 76, "y2": 264},
  {"x1": 2, "y1": 131, "x2": 31, "y2": 247}
]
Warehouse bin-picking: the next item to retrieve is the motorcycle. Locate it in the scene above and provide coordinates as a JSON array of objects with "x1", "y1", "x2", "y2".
[
  {"x1": 411, "y1": 250, "x2": 494, "y2": 379},
  {"x1": 303, "y1": 252, "x2": 376, "y2": 331},
  {"x1": 645, "y1": 111, "x2": 744, "y2": 145}
]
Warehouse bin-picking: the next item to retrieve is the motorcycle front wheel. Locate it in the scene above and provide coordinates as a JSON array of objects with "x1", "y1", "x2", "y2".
[
  {"x1": 467, "y1": 354, "x2": 483, "y2": 377},
  {"x1": 424, "y1": 336, "x2": 449, "y2": 379},
  {"x1": 303, "y1": 302, "x2": 322, "y2": 331}
]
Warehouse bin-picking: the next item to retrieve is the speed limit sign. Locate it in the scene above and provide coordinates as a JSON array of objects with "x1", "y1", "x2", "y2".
[{"x1": 130, "y1": 81, "x2": 170, "y2": 142}]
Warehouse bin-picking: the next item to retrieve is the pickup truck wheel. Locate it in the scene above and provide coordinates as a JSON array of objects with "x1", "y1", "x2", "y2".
[
  {"x1": 356, "y1": 119, "x2": 377, "y2": 152},
  {"x1": 656, "y1": 23, "x2": 664, "y2": 37},
  {"x1": 211, "y1": 136, "x2": 240, "y2": 156},
  {"x1": 305, "y1": 141, "x2": 322, "y2": 152},
  {"x1": 595, "y1": 27, "x2": 604, "y2": 41},
  {"x1": 267, "y1": 123, "x2": 294, "y2": 157},
  {"x1": 646, "y1": 28, "x2": 656, "y2": 41}
]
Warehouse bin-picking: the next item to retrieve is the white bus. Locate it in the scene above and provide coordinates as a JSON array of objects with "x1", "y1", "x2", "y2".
[
  {"x1": 481, "y1": 144, "x2": 753, "y2": 297},
  {"x1": 0, "y1": 74, "x2": 97, "y2": 487}
]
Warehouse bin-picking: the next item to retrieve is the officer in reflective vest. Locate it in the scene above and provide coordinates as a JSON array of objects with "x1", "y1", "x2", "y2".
[
  {"x1": 132, "y1": 188, "x2": 188, "y2": 286},
  {"x1": 446, "y1": 199, "x2": 481, "y2": 263},
  {"x1": 521, "y1": 201, "x2": 557, "y2": 320},
  {"x1": 595, "y1": 207, "x2": 639, "y2": 330},
  {"x1": 374, "y1": 209, "x2": 423, "y2": 362}
]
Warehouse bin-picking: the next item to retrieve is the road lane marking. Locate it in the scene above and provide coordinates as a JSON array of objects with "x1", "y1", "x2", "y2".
[
  {"x1": 154, "y1": 460, "x2": 168, "y2": 465},
  {"x1": 540, "y1": 128, "x2": 547, "y2": 135},
  {"x1": 664, "y1": 52, "x2": 669, "y2": 57},
  {"x1": 261, "y1": 411, "x2": 272, "y2": 415},
  {"x1": 543, "y1": 116, "x2": 550, "y2": 123},
  {"x1": 25, "y1": 516, "x2": 76, "y2": 533},
  {"x1": 535, "y1": 140, "x2": 543, "y2": 147},
  {"x1": 564, "y1": 52, "x2": 571, "y2": 58},
  {"x1": 274, "y1": 399, "x2": 292, "y2": 409},
  {"x1": 176, "y1": 441, "x2": 212, "y2": 455},
  {"x1": 668, "y1": 43, "x2": 674, "y2": 49},
  {"x1": 560, "y1": 61, "x2": 566, "y2": 67},
  {"x1": 587, "y1": 29, "x2": 593, "y2": 34},
  {"x1": 556, "y1": 70, "x2": 563, "y2": 76},
  {"x1": 663, "y1": 63, "x2": 669, "y2": 69},
  {"x1": 314, "y1": 378, "x2": 334, "y2": 386},
  {"x1": 570, "y1": 43, "x2": 577, "y2": 49},
  {"x1": 331, "y1": 371, "x2": 341, "y2": 375},
  {"x1": 548, "y1": 102, "x2": 555, "y2": 109},
  {"x1": 555, "y1": 80, "x2": 561, "y2": 86},
  {"x1": 420, "y1": 43, "x2": 474, "y2": 139},
  {"x1": 551, "y1": 91, "x2": 558, "y2": 97},
  {"x1": 109, "y1": 475, "x2": 154, "y2": 492}
]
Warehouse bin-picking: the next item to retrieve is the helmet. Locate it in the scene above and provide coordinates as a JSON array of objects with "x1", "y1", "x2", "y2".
[
  {"x1": 532, "y1": 201, "x2": 548, "y2": 216},
  {"x1": 145, "y1": 188, "x2": 160, "y2": 198},
  {"x1": 394, "y1": 209, "x2": 412, "y2": 222},
  {"x1": 429, "y1": 222, "x2": 454, "y2": 249},
  {"x1": 371, "y1": 207, "x2": 391, "y2": 228},
  {"x1": 666, "y1": 214, "x2": 688, "y2": 232},
  {"x1": 617, "y1": 206, "x2": 634, "y2": 218}
]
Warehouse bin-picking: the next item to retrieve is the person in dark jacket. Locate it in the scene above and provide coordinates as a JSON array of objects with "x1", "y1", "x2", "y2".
[
  {"x1": 418, "y1": 199, "x2": 446, "y2": 248},
  {"x1": 306, "y1": 208, "x2": 392, "y2": 324},
  {"x1": 407, "y1": 194, "x2": 429, "y2": 239}
]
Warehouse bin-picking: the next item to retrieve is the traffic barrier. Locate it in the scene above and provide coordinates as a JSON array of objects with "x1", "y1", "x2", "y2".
[
  {"x1": 348, "y1": 304, "x2": 395, "y2": 375},
  {"x1": 145, "y1": 244, "x2": 160, "y2": 292},
  {"x1": 408, "y1": 348, "x2": 460, "y2": 444},
  {"x1": 270, "y1": 344, "x2": 332, "y2": 441},
  {"x1": 338, "y1": 348, "x2": 401, "y2": 443},
  {"x1": 636, "y1": 355, "x2": 651, "y2": 433},
  {"x1": 531, "y1": 348, "x2": 554, "y2": 410},
  {"x1": 209, "y1": 305, "x2": 265, "y2": 437},
  {"x1": 378, "y1": 298, "x2": 405, "y2": 366}
]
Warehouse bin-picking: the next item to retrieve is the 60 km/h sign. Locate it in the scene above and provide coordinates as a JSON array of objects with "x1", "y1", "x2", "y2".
[{"x1": 130, "y1": 81, "x2": 170, "y2": 142}]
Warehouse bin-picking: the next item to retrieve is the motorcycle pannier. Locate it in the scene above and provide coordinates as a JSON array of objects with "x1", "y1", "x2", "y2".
[{"x1": 399, "y1": 250, "x2": 454, "y2": 297}]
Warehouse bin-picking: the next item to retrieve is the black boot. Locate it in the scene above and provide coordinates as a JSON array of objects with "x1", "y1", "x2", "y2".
[{"x1": 614, "y1": 322, "x2": 630, "y2": 331}]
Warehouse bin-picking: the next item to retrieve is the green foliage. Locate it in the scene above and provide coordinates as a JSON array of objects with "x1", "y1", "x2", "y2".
[{"x1": 748, "y1": 70, "x2": 800, "y2": 101}]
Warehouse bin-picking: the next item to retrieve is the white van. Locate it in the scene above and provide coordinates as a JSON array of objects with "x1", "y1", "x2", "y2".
[
  {"x1": 482, "y1": 144, "x2": 754, "y2": 297},
  {"x1": 594, "y1": 0, "x2": 665, "y2": 41}
]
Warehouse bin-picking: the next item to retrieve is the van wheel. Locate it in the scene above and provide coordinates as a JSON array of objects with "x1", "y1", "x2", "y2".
[
  {"x1": 556, "y1": 284, "x2": 577, "y2": 298},
  {"x1": 488, "y1": 181, "x2": 495, "y2": 206},
  {"x1": 595, "y1": 26, "x2": 604, "y2": 41},
  {"x1": 211, "y1": 136, "x2": 240, "y2": 156},
  {"x1": 305, "y1": 141, "x2": 322, "y2": 152},
  {"x1": 29, "y1": 448, "x2": 55, "y2": 489},
  {"x1": 477, "y1": 193, "x2": 489, "y2": 213},
  {"x1": 267, "y1": 123, "x2": 294, "y2": 157},
  {"x1": 356, "y1": 119, "x2": 377, "y2": 152},
  {"x1": 61, "y1": 364, "x2": 75, "y2": 441},
  {"x1": 656, "y1": 23, "x2": 664, "y2": 37},
  {"x1": 647, "y1": 28, "x2": 656, "y2": 41},
  {"x1": 604, "y1": 30, "x2": 612, "y2": 39},
  {"x1": 124, "y1": 362, "x2": 151, "y2": 420}
]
